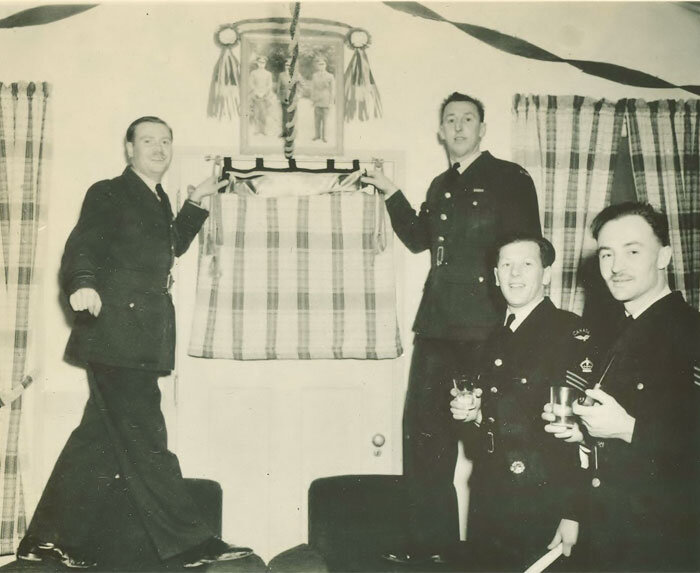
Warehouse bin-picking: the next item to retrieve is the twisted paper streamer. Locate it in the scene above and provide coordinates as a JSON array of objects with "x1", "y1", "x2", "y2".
[
  {"x1": 385, "y1": 2, "x2": 700, "y2": 97},
  {"x1": 283, "y1": 3, "x2": 301, "y2": 159}
]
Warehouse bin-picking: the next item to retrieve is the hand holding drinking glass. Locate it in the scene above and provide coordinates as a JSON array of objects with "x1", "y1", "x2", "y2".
[{"x1": 450, "y1": 376, "x2": 482, "y2": 423}]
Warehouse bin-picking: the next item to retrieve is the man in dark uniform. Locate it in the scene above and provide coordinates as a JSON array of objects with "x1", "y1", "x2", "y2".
[
  {"x1": 17, "y1": 117, "x2": 253, "y2": 569},
  {"x1": 544, "y1": 202, "x2": 700, "y2": 572},
  {"x1": 362, "y1": 93, "x2": 541, "y2": 563},
  {"x1": 451, "y1": 234, "x2": 591, "y2": 572}
]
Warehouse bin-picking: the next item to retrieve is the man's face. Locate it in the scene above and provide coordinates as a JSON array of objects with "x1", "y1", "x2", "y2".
[
  {"x1": 439, "y1": 100, "x2": 485, "y2": 160},
  {"x1": 126, "y1": 122, "x2": 172, "y2": 181},
  {"x1": 596, "y1": 214, "x2": 671, "y2": 304},
  {"x1": 315, "y1": 59, "x2": 326, "y2": 71},
  {"x1": 494, "y1": 241, "x2": 551, "y2": 309}
]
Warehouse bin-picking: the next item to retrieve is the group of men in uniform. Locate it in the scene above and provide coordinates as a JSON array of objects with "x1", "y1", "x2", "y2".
[{"x1": 363, "y1": 92, "x2": 699, "y2": 572}]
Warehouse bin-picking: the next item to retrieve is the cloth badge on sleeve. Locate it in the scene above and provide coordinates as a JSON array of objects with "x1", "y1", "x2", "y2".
[{"x1": 694, "y1": 364, "x2": 700, "y2": 388}]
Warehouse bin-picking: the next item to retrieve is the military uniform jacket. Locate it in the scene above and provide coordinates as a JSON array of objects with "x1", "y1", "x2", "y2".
[
  {"x1": 464, "y1": 298, "x2": 592, "y2": 568},
  {"x1": 61, "y1": 167, "x2": 208, "y2": 371},
  {"x1": 384, "y1": 151, "x2": 541, "y2": 342},
  {"x1": 586, "y1": 292, "x2": 700, "y2": 572}
]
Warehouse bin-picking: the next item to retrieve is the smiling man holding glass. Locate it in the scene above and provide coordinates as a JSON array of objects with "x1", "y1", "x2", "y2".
[
  {"x1": 543, "y1": 202, "x2": 700, "y2": 572},
  {"x1": 451, "y1": 233, "x2": 593, "y2": 572}
]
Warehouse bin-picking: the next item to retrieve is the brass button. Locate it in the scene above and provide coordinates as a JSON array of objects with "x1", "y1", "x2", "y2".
[
  {"x1": 478, "y1": 276, "x2": 484, "y2": 283},
  {"x1": 520, "y1": 378, "x2": 527, "y2": 384},
  {"x1": 510, "y1": 460, "x2": 525, "y2": 474},
  {"x1": 494, "y1": 358, "x2": 503, "y2": 367},
  {"x1": 490, "y1": 386, "x2": 498, "y2": 394},
  {"x1": 115, "y1": 473, "x2": 121, "y2": 479},
  {"x1": 438, "y1": 236, "x2": 445, "y2": 243},
  {"x1": 444, "y1": 192, "x2": 451, "y2": 198},
  {"x1": 592, "y1": 477, "x2": 601, "y2": 488},
  {"x1": 440, "y1": 213, "x2": 447, "y2": 221},
  {"x1": 472, "y1": 200, "x2": 478, "y2": 207},
  {"x1": 128, "y1": 302, "x2": 135, "y2": 308},
  {"x1": 636, "y1": 382, "x2": 644, "y2": 391}
]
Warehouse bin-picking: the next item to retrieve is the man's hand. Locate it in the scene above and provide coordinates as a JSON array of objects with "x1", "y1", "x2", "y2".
[
  {"x1": 573, "y1": 388, "x2": 635, "y2": 443},
  {"x1": 449, "y1": 387, "x2": 483, "y2": 424},
  {"x1": 542, "y1": 403, "x2": 585, "y2": 443},
  {"x1": 69, "y1": 288, "x2": 102, "y2": 317},
  {"x1": 548, "y1": 519, "x2": 579, "y2": 557},
  {"x1": 361, "y1": 169, "x2": 400, "y2": 199},
  {"x1": 188, "y1": 175, "x2": 229, "y2": 204}
]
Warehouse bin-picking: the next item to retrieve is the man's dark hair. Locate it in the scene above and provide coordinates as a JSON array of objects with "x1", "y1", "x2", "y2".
[
  {"x1": 125, "y1": 116, "x2": 173, "y2": 143},
  {"x1": 494, "y1": 233, "x2": 556, "y2": 268},
  {"x1": 440, "y1": 92, "x2": 485, "y2": 123},
  {"x1": 591, "y1": 201, "x2": 670, "y2": 246}
]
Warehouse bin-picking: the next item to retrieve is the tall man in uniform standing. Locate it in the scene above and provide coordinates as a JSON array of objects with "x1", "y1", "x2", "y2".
[
  {"x1": 362, "y1": 92, "x2": 541, "y2": 563},
  {"x1": 17, "y1": 117, "x2": 253, "y2": 569},
  {"x1": 544, "y1": 202, "x2": 700, "y2": 572}
]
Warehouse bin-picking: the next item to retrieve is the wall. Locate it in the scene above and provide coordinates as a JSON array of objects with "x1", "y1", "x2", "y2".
[{"x1": 3, "y1": 0, "x2": 698, "y2": 560}]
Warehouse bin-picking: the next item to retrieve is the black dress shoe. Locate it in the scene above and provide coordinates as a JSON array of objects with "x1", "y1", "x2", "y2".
[
  {"x1": 382, "y1": 550, "x2": 449, "y2": 565},
  {"x1": 18, "y1": 541, "x2": 96, "y2": 569},
  {"x1": 182, "y1": 537, "x2": 253, "y2": 568}
]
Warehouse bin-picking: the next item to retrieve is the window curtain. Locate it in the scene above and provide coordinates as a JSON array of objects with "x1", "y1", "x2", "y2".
[
  {"x1": 626, "y1": 99, "x2": 700, "y2": 310},
  {"x1": 512, "y1": 94, "x2": 625, "y2": 314},
  {"x1": 0, "y1": 82, "x2": 50, "y2": 555}
]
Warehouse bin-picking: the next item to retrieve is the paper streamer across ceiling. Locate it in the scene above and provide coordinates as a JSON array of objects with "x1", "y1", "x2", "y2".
[
  {"x1": 0, "y1": 4, "x2": 97, "y2": 28},
  {"x1": 385, "y1": 2, "x2": 700, "y2": 97}
]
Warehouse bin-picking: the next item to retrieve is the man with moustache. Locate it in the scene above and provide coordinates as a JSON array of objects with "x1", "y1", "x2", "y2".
[
  {"x1": 543, "y1": 202, "x2": 700, "y2": 572},
  {"x1": 362, "y1": 93, "x2": 541, "y2": 564},
  {"x1": 17, "y1": 117, "x2": 253, "y2": 569},
  {"x1": 450, "y1": 234, "x2": 590, "y2": 571}
]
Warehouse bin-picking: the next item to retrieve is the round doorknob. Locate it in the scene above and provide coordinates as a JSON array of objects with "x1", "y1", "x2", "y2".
[{"x1": 372, "y1": 433, "x2": 386, "y2": 448}]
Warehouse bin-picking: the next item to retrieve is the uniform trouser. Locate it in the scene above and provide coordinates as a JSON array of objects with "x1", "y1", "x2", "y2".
[
  {"x1": 402, "y1": 336, "x2": 480, "y2": 554},
  {"x1": 314, "y1": 106, "x2": 329, "y2": 139},
  {"x1": 22, "y1": 363, "x2": 214, "y2": 561}
]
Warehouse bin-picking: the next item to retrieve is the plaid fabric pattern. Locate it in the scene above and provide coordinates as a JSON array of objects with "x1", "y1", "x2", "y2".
[
  {"x1": 0, "y1": 82, "x2": 49, "y2": 555},
  {"x1": 626, "y1": 99, "x2": 700, "y2": 310},
  {"x1": 188, "y1": 191, "x2": 402, "y2": 360},
  {"x1": 512, "y1": 94, "x2": 625, "y2": 313}
]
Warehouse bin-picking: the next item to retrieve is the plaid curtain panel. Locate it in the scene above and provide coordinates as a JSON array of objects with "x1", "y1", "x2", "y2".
[
  {"x1": 512, "y1": 94, "x2": 625, "y2": 313},
  {"x1": 626, "y1": 99, "x2": 700, "y2": 310},
  {"x1": 188, "y1": 191, "x2": 402, "y2": 360},
  {"x1": 0, "y1": 82, "x2": 50, "y2": 555}
]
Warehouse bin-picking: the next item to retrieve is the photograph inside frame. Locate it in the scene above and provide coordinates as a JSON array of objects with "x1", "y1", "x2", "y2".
[{"x1": 240, "y1": 32, "x2": 344, "y2": 156}]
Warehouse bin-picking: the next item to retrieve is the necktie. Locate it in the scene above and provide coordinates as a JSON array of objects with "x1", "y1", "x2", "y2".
[
  {"x1": 504, "y1": 313, "x2": 516, "y2": 331},
  {"x1": 155, "y1": 183, "x2": 167, "y2": 203}
]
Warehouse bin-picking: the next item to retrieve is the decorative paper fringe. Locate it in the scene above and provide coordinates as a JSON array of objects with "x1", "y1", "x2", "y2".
[
  {"x1": 207, "y1": 47, "x2": 240, "y2": 120},
  {"x1": 344, "y1": 48, "x2": 382, "y2": 122}
]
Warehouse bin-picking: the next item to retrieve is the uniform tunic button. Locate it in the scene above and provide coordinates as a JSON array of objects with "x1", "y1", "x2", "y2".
[
  {"x1": 128, "y1": 302, "x2": 135, "y2": 308},
  {"x1": 444, "y1": 192, "x2": 451, "y2": 198},
  {"x1": 592, "y1": 477, "x2": 601, "y2": 488},
  {"x1": 472, "y1": 200, "x2": 478, "y2": 207},
  {"x1": 115, "y1": 473, "x2": 121, "y2": 479},
  {"x1": 440, "y1": 213, "x2": 447, "y2": 220},
  {"x1": 520, "y1": 378, "x2": 527, "y2": 384},
  {"x1": 438, "y1": 236, "x2": 445, "y2": 243},
  {"x1": 487, "y1": 417, "x2": 495, "y2": 423},
  {"x1": 490, "y1": 386, "x2": 498, "y2": 394},
  {"x1": 478, "y1": 276, "x2": 484, "y2": 283},
  {"x1": 636, "y1": 382, "x2": 644, "y2": 390},
  {"x1": 494, "y1": 358, "x2": 503, "y2": 367}
]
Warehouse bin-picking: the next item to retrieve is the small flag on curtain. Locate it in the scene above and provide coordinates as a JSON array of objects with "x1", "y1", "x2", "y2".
[
  {"x1": 344, "y1": 28, "x2": 382, "y2": 121},
  {"x1": 207, "y1": 25, "x2": 240, "y2": 120}
]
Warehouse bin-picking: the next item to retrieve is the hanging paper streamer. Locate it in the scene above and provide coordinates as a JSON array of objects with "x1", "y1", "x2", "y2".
[
  {"x1": 207, "y1": 25, "x2": 241, "y2": 121},
  {"x1": 344, "y1": 28, "x2": 382, "y2": 121},
  {"x1": 283, "y1": 3, "x2": 301, "y2": 158},
  {"x1": 385, "y1": 1, "x2": 700, "y2": 97}
]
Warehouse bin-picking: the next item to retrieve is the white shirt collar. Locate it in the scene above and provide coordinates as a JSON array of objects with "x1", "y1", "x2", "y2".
[
  {"x1": 130, "y1": 166, "x2": 161, "y2": 196},
  {"x1": 452, "y1": 149, "x2": 482, "y2": 174},
  {"x1": 506, "y1": 295, "x2": 545, "y2": 332},
  {"x1": 625, "y1": 286, "x2": 672, "y2": 319}
]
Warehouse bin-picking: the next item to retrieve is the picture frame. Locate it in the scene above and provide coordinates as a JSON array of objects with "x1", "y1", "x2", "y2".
[{"x1": 240, "y1": 32, "x2": 344, "y2": 156}]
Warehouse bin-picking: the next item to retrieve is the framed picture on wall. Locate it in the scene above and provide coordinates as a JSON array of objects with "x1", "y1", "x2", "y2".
[{"x1": 240, "y1": 32, "x2": 344, "y2": 157}]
